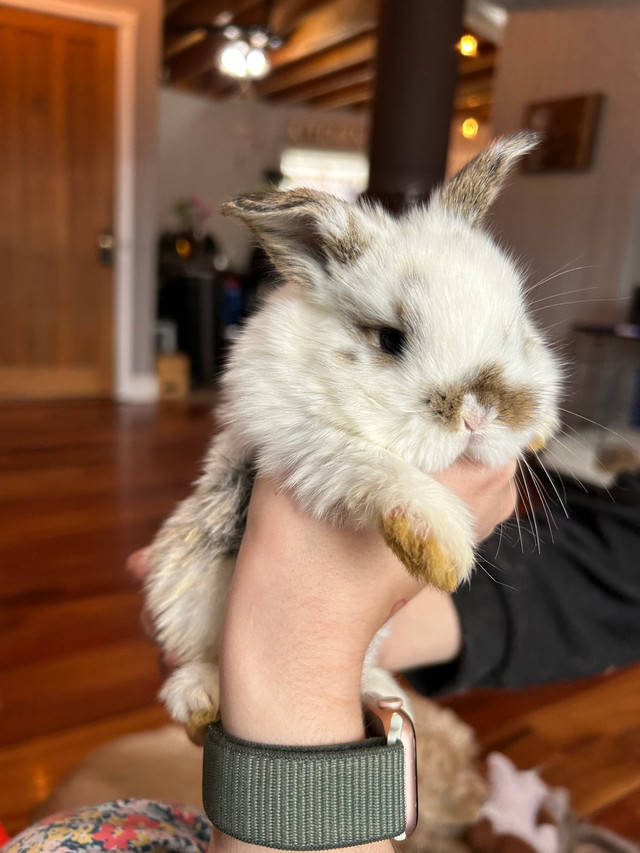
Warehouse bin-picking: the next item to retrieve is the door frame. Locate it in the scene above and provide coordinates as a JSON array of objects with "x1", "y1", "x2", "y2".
[{"x1": 3, "y1": 0, "x2": 144, "y2": 401}]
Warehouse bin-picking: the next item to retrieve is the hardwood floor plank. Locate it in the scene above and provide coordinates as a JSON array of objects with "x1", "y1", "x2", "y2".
[
  {"x1": 592, "y1": 788, "x2": 640, "y2": 840},
  {"x1": 0, "y1": 705, "x2": 169, "y2": 836},
  {"x1": 522, "y1": 667, "x2": 640, "y2": 747},
  {"x1": 0, "y1": 639, "x2": 162, "y2": 747},
  {"x1": 541, "y1": 733, "x2": 640, "y2": 814},
  {"x1": 443, "y1": 677, "x2": 601, "y2": 733},
  {"x1": 1, "y1": 400, "x2": 638, "y2": 841},
  {"x1": 0, "y1": 591, "x2": 143, "y2": 670}
]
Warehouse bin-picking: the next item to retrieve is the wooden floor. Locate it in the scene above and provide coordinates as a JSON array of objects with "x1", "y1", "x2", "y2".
[{"x1": 0, "y1": 400, "x2": 638, "y2": 839}]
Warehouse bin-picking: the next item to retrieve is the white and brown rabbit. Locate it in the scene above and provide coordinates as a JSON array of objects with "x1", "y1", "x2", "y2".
[{"x1": 146, "y1": 132, "x2": 562, "y2": 740}]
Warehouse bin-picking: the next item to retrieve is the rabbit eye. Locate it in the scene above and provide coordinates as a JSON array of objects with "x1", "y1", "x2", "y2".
[{"x1": 379, "y1": 327, "x2": 406, "y2": 357}]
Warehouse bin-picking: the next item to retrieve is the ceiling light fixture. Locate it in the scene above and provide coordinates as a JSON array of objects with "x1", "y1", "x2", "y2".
[
  {"x1": 459, "y1": 33, "x2": 479, "y2": 57},
  {"x1": 217, "y1": 23, "x2": 280, "y2": 80},
  {"x1": 167, "y1": 1, "x2": 282, "y2": 82},
  {"x1": 461, "y1": 117, "x2": 480, "y2": 139}
]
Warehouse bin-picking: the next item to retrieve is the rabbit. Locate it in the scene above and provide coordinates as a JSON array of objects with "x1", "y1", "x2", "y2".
[{"x1": 146, "y1": 132, "x2": 562, "y2": 741}]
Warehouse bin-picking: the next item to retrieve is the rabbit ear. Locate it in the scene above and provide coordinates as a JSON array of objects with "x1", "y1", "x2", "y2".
[
  {"x1": 429, "y1": 131, "x2": 540, "y2": 226},
  {"x1": 221, "y1": 188, "x2": 369, "y2": 287}
]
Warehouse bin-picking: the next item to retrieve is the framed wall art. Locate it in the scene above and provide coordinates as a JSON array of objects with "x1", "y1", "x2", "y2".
[{"x1": 522, "y1": 93, "x2": 603, "y2": 171}]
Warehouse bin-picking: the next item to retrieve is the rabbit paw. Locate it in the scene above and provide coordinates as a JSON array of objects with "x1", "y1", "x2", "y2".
[
  {"x1": 159, "y1": 661, "x2": 220, "y2": 744},
  {"x1": 380, "y1": 513, "x2": 473, "y2": 592},
  {"x1": 527, "y1": 434, "x2": 547, "y2": 453}
]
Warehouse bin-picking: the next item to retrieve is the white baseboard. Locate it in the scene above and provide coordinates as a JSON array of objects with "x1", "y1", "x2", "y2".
[{"x1": 118, "y1": 372, "x2": 159, "y2": 403}]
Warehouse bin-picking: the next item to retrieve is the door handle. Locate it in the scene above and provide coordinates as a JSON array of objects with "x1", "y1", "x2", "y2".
[{"x1": 98, "y1": 231, "x2": 114, "y2": 266}]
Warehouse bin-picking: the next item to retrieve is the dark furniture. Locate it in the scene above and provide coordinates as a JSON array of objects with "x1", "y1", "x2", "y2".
[{"x1": 157, "y1": 233, "x2": 226, "y2": 386}]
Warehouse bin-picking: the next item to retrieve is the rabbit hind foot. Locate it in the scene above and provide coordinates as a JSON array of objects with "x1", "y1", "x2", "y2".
[{"x1": 160, "y1": 661, "x2": 221, "y2": 744}]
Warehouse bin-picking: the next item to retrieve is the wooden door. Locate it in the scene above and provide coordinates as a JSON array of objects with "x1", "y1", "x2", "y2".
[{"x1": 0, "y1": 7, "x2": 115, "y2": 399}]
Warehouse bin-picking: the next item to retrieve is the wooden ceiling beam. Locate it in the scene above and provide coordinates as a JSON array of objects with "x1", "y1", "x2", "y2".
[
  {"x1": 456, "y1": 71, "x2": 494, "y2": 101},
  {"x1": 266, "y1": 62, "x2": 374, "y2": 105},
  {"x1": 307, "y1": 80, "x2": 373, "y2": 111},
  {"x1": 166, "y1": 0, "x2": 376, "y2": 88},
  {"x1": 304, "y1": 72, "x2": 494, "y2": 116},
  {"x1": 458, "y1": 49, "x2": 496, "y2": 77},
  {"x1": 165, "y1": 29, "x2": 207, "y2": 59},
  {"x1": 268, "y1": 0, "x2": 376, "y2": 68},
  {"x1": 163, "y1": 1, "x2": 496, "y2": 108},
  {"x1": 269, "y1": 0, "x2": 333, "y2": 36},
  {"x1": 166, "y1": 33, "x2": 222, "y2": 82},
  {"x1": 455, "y1": 102, "x2": 491, "y2": 123},
  {"x1": 260, "y1": 39, "x2": 495, "y2": 103},
  {"x1": 455, "y1": 89, "x2": 492, "y2": 112},
  {"x1": 164, "y1": 0, "x2": 191, "y2": 17},
  {"x1": 165, "y1": 0, "x2": 245, "y2": 25},
  {"x1": 256, "y1": 32, "x2": 376, "y2": 96}
]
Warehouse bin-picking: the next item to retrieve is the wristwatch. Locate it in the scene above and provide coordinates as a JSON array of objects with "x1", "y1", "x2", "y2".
[{"x1": 202, "y1": 693, "x2": 418, "y2": 850}]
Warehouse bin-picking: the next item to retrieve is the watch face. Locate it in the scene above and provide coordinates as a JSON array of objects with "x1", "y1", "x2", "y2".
[
  {"x1": 398, "y1": 710, "x2": 419, "y2": 839},
  {"x1": 362, "y1": 695, "x2": 419, "y2": 838}
]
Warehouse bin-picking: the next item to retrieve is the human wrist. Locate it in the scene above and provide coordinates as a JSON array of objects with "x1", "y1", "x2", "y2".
[{"x1": 219, "y1": 555, "x2": 367, "y2": 744}]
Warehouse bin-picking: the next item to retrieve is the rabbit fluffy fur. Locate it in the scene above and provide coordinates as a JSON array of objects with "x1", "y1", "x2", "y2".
[{"x1": 146, "y1": 133, "x2": 562, "y2": 738}]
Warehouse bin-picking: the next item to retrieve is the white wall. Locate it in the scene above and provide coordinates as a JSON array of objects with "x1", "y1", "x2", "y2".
[
  {"x1": 127, "y1": 0, "x2": 161, "y2": 380},
  {"x1": 158, "y1": 88, "x2": 493, "y2": 272},
  {"x1": 158, "y1": 90, "x2": 369, "y2": 270},
  {"x1": 489, "y1": 4, "x2": 640, "y2": 336}
]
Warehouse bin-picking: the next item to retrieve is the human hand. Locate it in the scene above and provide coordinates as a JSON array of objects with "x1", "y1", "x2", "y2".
[
  {"x1": 218, "y1": 458, "x2": 516, "y2": 737},
  {"x1": 212, "y1": 459, "x2": 516, "y2": 853},
  {"x1": 377, "y1": 457, "x2": 517, "y2": 673},
  {"x1": 434, "y1": 456, "x2": 517, "y2": 541}
]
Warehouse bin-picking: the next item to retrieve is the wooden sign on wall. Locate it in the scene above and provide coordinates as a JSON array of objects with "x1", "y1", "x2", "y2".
[
  {"x1": 286, "y1": 119, "x2": 368, "y2": 152},
  {"x1": 522, "y1": 93, "x2": 603, "y2": 172}
]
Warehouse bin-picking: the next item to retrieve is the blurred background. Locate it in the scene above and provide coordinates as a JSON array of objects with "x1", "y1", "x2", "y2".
[
  {"x1": 2, "y1": 0, "x2": 640, "y2": 410},
  {"x1": 1, "y1": 0, "x2": 640, "y2": 845}
]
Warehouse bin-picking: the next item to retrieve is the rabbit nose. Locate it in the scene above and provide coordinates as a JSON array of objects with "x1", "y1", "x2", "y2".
[
  {"x1": 461, "y1": 396, "x2": 493, "y2": 431},
  {"x1": 463, "y1": 412, "x2": 489, "y2": 431}
]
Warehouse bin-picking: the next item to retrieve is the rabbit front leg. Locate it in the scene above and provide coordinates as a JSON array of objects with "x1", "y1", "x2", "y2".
[
  {"x1": 377, "y1": 478, "x2": 475, "y2": 593},
  {"x1": 267, "y1": 436, "x2": 475, "y2": 593},
  {"x1": 527, "y1": 412, "x2": 561, "y2": 454}
]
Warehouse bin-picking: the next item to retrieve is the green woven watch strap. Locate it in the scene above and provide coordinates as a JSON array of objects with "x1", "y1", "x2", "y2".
[{"x1": 203, "y1": 723, "x2": 406, "y2": 850}]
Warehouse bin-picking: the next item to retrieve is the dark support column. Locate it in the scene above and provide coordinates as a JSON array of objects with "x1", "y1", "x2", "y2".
[{"x1": 365, "y1": 0, "x2": 465, "y2": 214}]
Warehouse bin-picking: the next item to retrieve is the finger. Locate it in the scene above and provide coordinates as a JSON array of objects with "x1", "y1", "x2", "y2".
[{"x1": 126, "y1": 547, "x2": 151, "y2": 581}]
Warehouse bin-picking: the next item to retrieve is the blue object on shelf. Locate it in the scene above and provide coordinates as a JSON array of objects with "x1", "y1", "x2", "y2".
[{"x1": 223, "y1": 274, "x2": 244, "y2": 327}]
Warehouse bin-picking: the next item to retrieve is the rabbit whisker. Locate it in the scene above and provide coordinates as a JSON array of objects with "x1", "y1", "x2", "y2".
[
  {"x1": 476, "y1": 554, "x2": 519, "y2": 591},
  {"x1": 517, "y1": 458, "x2": 542, "y2": 552},
  {"x1": 526, "y1": 260, "x2": 596, "y2": 294},
  {"x1": 528, "y1": 286, "x2": 597, "y2": 307}
]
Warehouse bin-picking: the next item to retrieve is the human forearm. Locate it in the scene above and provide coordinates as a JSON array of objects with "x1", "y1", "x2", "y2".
[
  {"x1": 211, "y1": 477, "x2": 421, "y2": 853},
  {"x1": 209, "y1": 460, "x2": 517, "y2": 853}
]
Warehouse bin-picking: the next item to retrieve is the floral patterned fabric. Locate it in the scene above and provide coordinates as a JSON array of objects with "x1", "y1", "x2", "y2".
[{"x1": 1, "y1": 799, "x2": 211, "y2": 853}]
